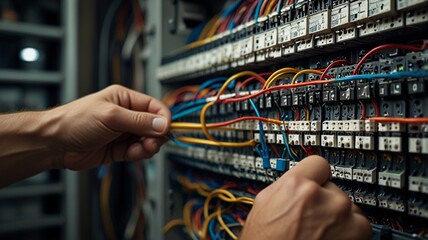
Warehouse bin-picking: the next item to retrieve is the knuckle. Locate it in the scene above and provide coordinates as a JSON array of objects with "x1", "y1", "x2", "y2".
[
  {"x1": 107, "y1": 84, "x2": 123, "y2": 92},
  {"x1": 103, "y1": 106, "x2": 121, "y2": 124},
  {"x1": 283, "y1": 174, "x2": 302, "y2": 189},
  {"x1": 332, "y1": 194, "x2": 352, "y2": 216},
  {"x1": 254, "y1": 188, "x2": 270, "y2": 205},
  {"x1": 300, "y1": 181, "x2": 320, "y2": 199}
]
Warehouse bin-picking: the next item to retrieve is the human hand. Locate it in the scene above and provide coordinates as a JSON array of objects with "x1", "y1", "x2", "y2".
[
  {"x1": 47, "y1": 85, "x2": 171, "y2": 170},
  {"x1": 240, "y1": 155, "x2": 372, "y2": 240}
]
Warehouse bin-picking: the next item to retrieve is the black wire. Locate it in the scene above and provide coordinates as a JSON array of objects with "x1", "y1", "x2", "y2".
[{"x1": 98, "y1": 0, "x2": 122, "y2": 89}]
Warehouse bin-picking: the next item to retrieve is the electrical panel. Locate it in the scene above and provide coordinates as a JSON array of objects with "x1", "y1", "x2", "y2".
[{"x1": 159, "y1": 0, "x2": 428, "y2": 239}]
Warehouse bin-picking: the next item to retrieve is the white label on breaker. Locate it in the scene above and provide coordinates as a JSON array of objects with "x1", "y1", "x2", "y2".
[
  {"x1": 350, "y1": 0, "x2": 368, "y2": 22},
  {"x1": 331, "y1": 4, "x2": 350, "y2": 28},
  {"x1": 291, "y1": 17, "x2": 308, "y2": 40},
  {"x1": 368, "y1": 0, "x2": 392, "y2": 17},
  {"x1": 309, "y1": 10, "x2": 330, "y2": 34},
  {"x1": 278, "y1": 24, "x2": 292, "y2": 44}
]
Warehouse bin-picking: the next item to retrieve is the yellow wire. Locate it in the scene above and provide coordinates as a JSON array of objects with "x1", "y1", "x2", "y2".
[
  {"x1": 199, "y1": 14, "x2": 220, "y2": 40},
  {"x1": 171, "y1": 118, "x2": 283, "y2": 130},
  {"x1": 177, "y1": 136, "x2": 255, "y2": 147},
  {"x1": 217, "y1": 207, "x2": 238, "y2": 240},
  {"x1": 201, "y1": 211, "x2": 219, "y2": 239},
  {"x1": 206, "y1": 17, "x2": 224, "y2": 38},
  {"x1": 306, "y1": 106, "x2": 310, "y2": 121},
  {"x1": 204, "y1": 189, "x2": 236, "y2": 218},
  {"x1": 290, "y1": 146, "x2": 298, "y2": 157},
  {"x1": 263, "y1": 67, "x2": 300, "y2": 89},
  {"x1": 290, "y1": 69, "x2": 324, "y2": 84},
  {"x1": 183, "y1": 200, "x2": 198, "y2": 236},
  {"x1": 264, "y1": 0, "x2": 279, "y2": 16},
  {"x1": 177, "y1": 176, "x2": 212, "y2": 197},
  {"x1": 201, "y1": 71, "x2": 263, "y2": 141},
  {"x1": 163, "y1": 219, "x2": 185, "y2": 234}
]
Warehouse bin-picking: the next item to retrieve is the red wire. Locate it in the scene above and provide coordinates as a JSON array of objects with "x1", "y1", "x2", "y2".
[
  {"x1": 208, "y1": 116, "x2": 280, "y2": 128},
  {"x1": 222, "y1": 79, "x2": 333, "y2": 104},
  {"x1": 371, "y1": 99, "x2": 381, "y2": 117},
  {"x1": 320, "y1": 60, "x2": 350, "y2": 79},
  {"x1": 259, "y1": 0, "x2": 269, "y2": 16},
  {"x1": 243, "y1": 0, "x2": 259, "y2": 23},
  {"x1": 359, "y1": 101, "x2": 366, "y2": 119},
  {"x1": 353, "y1": 44, "x2": 426, "y2": 75},
  {"x1": 271, "y1": 145, "x2": 281, "y2": 157},
  {"x1": 237, "y1": 72, "x2": 270, "y2": 90},
  {"x1": 295, "y1": 106, "x2": 300, "y2": 121}
]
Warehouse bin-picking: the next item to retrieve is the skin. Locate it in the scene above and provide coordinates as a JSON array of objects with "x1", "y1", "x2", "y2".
[
  {"x1": 0, "y1": 85, "x2": 371, "y2": 239},
  {"x1": 0, "y1": 85, "x2": 171, "y2": 187},
  {"x1": 240, "y1": 155, "x2": 372, "y2": 240}
]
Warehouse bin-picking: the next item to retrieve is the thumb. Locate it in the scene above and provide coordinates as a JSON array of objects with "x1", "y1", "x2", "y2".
[{"x1": 106, "y1": 106, "x2": 170, "y2": 136}]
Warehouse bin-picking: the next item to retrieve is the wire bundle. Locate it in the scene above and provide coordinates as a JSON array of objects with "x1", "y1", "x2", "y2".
[
  {"x1": 166, "y1": 43, "x2": 428, "y2": 160},
  {"x1": 185, "y1": 0, "x2": 296, "y2": 48},
  {"x1": 163, "y1": 174, "x2": 256, "y2": 240}
]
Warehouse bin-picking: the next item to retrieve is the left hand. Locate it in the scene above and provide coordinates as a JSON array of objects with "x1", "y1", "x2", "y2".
[{"x1": 46, "y1": 85, "x2": 171, "y2": 170}]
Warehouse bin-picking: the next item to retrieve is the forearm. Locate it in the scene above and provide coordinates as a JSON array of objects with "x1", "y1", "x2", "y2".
[{"x1": 0, "y1": 110, "x2": 63, "y2": 187}]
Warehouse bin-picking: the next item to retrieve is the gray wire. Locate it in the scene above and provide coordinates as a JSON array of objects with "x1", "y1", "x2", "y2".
[{"x1": 98, "y1": 0, "x2": 122, "y2": 89}]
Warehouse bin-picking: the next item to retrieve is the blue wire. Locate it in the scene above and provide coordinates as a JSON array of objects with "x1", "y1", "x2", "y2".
[
  {"x1": 186, "y1": 19, "x2": 208, "y2": 44},
  {"x1": 221, "y1": 0, "x2": 243, "y2": 18},
  {"x1": 248, "y1": 99, "x2": 261, "y2": 117},
  {"x1": 171, "y1": 99, "x2": 206, "y2": 114},
  {"x1": 276, "y1": 0, "x2": 284, "y2": 12},
  {"x1": 222, "y1": 214, "x2": 237, "y2": 223},
  {"x1": 208, "y1": 218, "x2": 219, "y2": 240},
  {"x1": 172, "y1": 105, "x2": 205, "y2": 120},
  {"x1": 280, "y1": 127, "x2": 296, "y2": 161},
  {"x1": 335, "y1": 70, "x2": 428, "y2": 82},
  {"x1": 197, "y1": 77, "x2": 228, "y2": 93},
  {"x1": 97, "y1": 165, "x2": 107, "y2": 179},
  {"x1": 228, "y1": 20, "x2": 236, "y2": 30},
  {"x1": 249, "y1": 99, "x2": 270, "y2": 168},
  {"x1": 170, "y1": 136, "x2": 194, "y2": 148},
  {"x1": 254, "y1": 0, "x2": 264, "y2": 22}
]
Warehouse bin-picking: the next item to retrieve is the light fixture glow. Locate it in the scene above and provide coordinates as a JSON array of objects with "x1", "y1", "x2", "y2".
[{"x1": 19, "y1": 48, "x2": 40, "y2": 62}]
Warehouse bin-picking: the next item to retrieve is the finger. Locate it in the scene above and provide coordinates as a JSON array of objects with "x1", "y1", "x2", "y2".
[
  {"x1": 126, "y1": 137, "x2": 168, "y2": 161},
  {"x1": 107, "y1": 107, "x2": 170, "y2": 136},
  {"x1": 323, "y1": 181, "x2": 349, "y2": 197},
  {"x1": 352, "y1": 203, "x2": 363, "y2": 215},
  {"x1": 286, "y1": 155, "x2": 331, "y2": 185},
  {"x1": 343, "y1": 214, "x2": 372, "y2": 240},
  {"x1": 105, "y1": 85, "x2": 171, "y2": 120}
]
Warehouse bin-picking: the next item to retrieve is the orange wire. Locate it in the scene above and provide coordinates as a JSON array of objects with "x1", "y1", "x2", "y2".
[
  {"x1": 368, "y1": 117, "x2": 428, "y2": 124},
  {"x1": 264, "y1": 0, "x2": 279, "y2": 16}
]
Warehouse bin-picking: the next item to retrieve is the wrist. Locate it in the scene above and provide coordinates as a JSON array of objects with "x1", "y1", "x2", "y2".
[{"x1": 1, "y1": 110, "x2": 64, "y2": 169}]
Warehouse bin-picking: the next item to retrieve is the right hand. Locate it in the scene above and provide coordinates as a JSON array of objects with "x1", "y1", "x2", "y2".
[{"x1": 240, "y1": 155, "x2": 372, "y2": 240}]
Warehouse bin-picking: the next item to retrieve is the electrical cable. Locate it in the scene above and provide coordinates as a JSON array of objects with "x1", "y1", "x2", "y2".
[
  {"x1": 353, "y1": 43, "x2": 428, "y2": 75},
  {"x1": 263, "y1": 67, "x2": 300, "y2": 89},
  {"x1": 320, "y1": 59, "x2": 350, "y2": 79},
  {"x1": 100, "y1": 164, "x2": 117, "y2": 240},
  {"x1": 176, "y1": 136, "x2": 255, "y2": 147},
  {"x1": 368, "y1": 117, "x2": 428, "y2": 124},
  {"x1": 171, "y1": 116, "x2": 283, "y2": 130},
  {"x1": 200, "y1": 71, "x2": 264, "y2": 141},
  {"x1": 264, "y1": 0, "x2": 279, "y2": 16},
  {"x1": 163, "y1": 219, "x2": 185, "y2": 234},
  {"x1": 172, "y1": 105, "x2": 205, "y2": 120},
  {"x1": 217, "y1": 207, "x2": 238, "y2": 240},
  {"x1": 290, "y1": 69, "x2": 324, "y2": 84},
  {"x1": 254, "y1": 0, "x2": 264, "y2": 22}
]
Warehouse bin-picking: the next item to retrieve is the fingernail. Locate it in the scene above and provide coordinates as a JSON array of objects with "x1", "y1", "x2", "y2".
[{"x1": 152, "y1": 117, "x2": 167, "y2": 133}]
